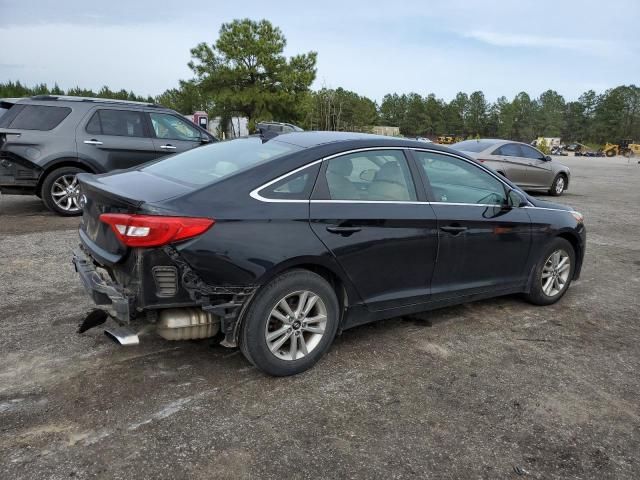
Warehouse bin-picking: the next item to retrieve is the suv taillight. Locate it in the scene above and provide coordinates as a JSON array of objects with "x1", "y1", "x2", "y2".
[{"x1": 99, "y1": 213, "x2": 214, "y2": 247}]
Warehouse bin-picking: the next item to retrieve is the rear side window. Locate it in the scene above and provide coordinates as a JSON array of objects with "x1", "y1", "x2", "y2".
[
  {"x1": 0, "y1": 105, "x2": 71, "y2": 130},
  {"x1": 257, "y1": 164, "x2": 320, "y2": 200},
  {"x1": 324, "y1": 150, "x2": 417, "y2": 201},
  {"x1": 143, "y1": 137, "x2": 301, "y2": 186},
  {"x1": 85, "y1": 109, "x2": 147, "y2": 137}
]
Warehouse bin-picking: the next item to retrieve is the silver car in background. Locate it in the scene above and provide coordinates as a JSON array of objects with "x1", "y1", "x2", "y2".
[{"x1": 452, "y1": 139, "x2": 571, "y2": 196}]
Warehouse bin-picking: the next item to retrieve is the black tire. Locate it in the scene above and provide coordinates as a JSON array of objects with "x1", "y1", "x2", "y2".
[
  {"x1": 605, "y1": 149, "x2": 616, "y2": 157},
  {"x1": 524, "y1": 237, "x2": 575, "y2": 306},
  {"x1": 41, "y1": 166, "x2": 86, "y2": 216},
  {"x1": 239, "y1": 269, "x2": 339, "y2": 376},
  {"x1": 548, "y1": 173, "x2": 566, "y2": 196}
]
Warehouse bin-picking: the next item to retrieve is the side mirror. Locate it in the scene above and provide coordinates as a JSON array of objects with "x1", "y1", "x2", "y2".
[
  {"x1": 508, "y1": 189, "x2": 528, "y2": 208},
  {"x1": 200, "y1": 135, "x2": 211, "y2": 144},
  {"x1": 359, "y1": 169, "x2": 376, "y2": 182},
  {"x1": 545, "y1": 155, "x2": 552, "y2": 162}
]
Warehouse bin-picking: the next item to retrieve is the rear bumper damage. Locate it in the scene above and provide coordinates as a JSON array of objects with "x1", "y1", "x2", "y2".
[{"x1": 72, "y1": 245, "x2": 257, "y2": 347}]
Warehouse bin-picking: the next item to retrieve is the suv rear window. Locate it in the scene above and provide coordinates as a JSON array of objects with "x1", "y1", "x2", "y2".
[
  {"x1": 0, "y1": 105, "x2": 71, "y2": 130},
  {"x1": 143, "y1": 137, "x2": 302, "y2": 186}
]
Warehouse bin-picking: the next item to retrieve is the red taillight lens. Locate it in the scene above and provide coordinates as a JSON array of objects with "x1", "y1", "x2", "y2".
[
  {"x1": 99, "y1": 214, "x2": 214, "y2": 247},
  {"x1": 477, "y1": 158, "x2": 489, "y2": 163}
]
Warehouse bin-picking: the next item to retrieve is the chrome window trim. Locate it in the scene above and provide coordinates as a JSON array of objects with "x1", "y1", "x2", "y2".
[{"x1": 249, "y1": 145, "x2": 531, "y2": 206}]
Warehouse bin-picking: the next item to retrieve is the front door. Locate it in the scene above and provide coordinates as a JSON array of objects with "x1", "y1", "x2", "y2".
[
  {"x1": 148, "y1": 112, "x2": 203, "y2": 156},
  {"x1": 520, "y1": 144, "x2": 553, "y2": 188},
  {"x1": 412, "y1": 150, "x2": 532, "y2": 298},
  {"x1": 76, "y1": 108, "x2": 159, "y2": 171},
  {"x1": 309, "y1": 149, "x2": 438, "y2": 311},
  {"x1": 490, "y1": 143, "x2": 530, "y2": 186}
]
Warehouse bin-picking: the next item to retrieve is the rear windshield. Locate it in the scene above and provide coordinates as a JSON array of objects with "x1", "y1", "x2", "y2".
[
  {"x1": 452, "y1": 139, "x2": 497, "y2": 153},
  {"x1": 143, "y1": 137, "x2": 302, "y2": 186},
  {"x1": 0, "y1": 104, "x2": 71, "y2": 130}
]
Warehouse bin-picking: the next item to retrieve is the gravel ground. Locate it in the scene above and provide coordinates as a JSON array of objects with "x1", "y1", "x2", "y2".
[{"x1": 0, "y1": 155, "x2": 639, "y2": 479}]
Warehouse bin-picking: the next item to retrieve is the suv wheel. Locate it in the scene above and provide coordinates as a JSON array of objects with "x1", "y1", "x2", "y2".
[
  {"x1": 239, "y1": 270, "x2": 339, "y2": 376},
  {"x1": 41, "y1": 166, "x2": 86, "y2": 216}
]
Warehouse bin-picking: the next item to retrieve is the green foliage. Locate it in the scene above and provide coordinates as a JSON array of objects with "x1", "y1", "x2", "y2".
[
  {"x1": 304, "y1": 88, "x2": 377, "y2": 131},
  {"x1": 537, "y1": 138, "x2": 550, "y2": 154},
  {"x1": 187, "y1": 18, "x2": 317, "y2": 130}
]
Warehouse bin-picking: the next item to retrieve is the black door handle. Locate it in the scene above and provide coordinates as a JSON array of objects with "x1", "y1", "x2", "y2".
[
  {"x1": 326, "y1": 226, "x2": 362, "y2": 236},
  {"x1": 440, "y1": 225, "x2": 467, "y2": 235}
]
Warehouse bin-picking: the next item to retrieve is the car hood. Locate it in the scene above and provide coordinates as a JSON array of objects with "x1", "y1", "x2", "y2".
[{"x1": 527, "y1": 196, "x2": 574, "y2": 211}]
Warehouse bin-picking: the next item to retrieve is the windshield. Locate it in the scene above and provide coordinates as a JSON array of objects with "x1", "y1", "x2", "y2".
[
  {"x1": 452, "y1": 139, "x2": 498, "y2": 153},
  {"x1": 143, "y1": 137, "x2": 302, "y2": 186}
]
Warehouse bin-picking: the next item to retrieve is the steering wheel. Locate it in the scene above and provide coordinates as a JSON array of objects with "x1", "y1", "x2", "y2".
[{"x1": 476, "y1": 192, "x2": 502, "y2": 205}]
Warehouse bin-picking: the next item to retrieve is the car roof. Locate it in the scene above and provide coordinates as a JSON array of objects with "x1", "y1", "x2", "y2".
[
  {"x1": 273, "y1": 131, "x2": 460, "y2": 151},
  {"x1": 16, "y1": 95, "x2": 165, "y2": 109}
]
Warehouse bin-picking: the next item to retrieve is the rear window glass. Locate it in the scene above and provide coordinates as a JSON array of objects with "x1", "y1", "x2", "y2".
[
  {"x1": 143, "y1": 137, "x2": 302, "y2": 186},
  {"x1": 452, "y1": 140, "x2": 497, "y2": 153},
  {"x1": 0, "y1": 105, "x2": 71, "y2": 130}
]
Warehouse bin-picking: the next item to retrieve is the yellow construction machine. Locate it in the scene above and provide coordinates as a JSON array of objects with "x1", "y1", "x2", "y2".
[{"x1": 602, "y1": 139, "x2": 640, "y2": 158}]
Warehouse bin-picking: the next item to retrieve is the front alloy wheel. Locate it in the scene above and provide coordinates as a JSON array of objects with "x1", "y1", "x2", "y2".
[
  {"x1": 541, "y1": 249, "x2": 571, "y2": 297},
  {"x1": 524, "y1": 237, "x2": 575, "y2": 305}
]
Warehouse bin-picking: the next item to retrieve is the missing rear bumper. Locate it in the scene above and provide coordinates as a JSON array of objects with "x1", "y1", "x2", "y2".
[{"x1": 72, "y1": 249, "x2": 131, "y2": 324}]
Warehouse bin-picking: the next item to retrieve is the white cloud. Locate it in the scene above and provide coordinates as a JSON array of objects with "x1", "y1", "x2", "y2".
[{"x1": 463, "y1": 30, "x2": 618, "y2": 57}]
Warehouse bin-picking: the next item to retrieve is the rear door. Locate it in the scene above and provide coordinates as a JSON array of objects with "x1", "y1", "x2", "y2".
[
  {"x1": 490, "y1": 143, "x2": 530, "y2": 185},
  {"x1": 148, "y1": 112, "x2": 203, "y2": 155},
  {"x1": 412, "y1": 149, "x2": 531, "y2": 298},
  {"x1": 309, "y1": 148, "x2": 439, "y2": 311},
  {"x1": 76, "y1": 108, "x2": 159, "y2": 171},
  {"x1": 520, "y1": 144, "x2": 553, "y2": 188}
]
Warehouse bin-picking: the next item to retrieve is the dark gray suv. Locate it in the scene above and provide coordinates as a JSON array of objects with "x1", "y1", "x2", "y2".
[{"x1": 0, "y1": 96, "x2": 216, "y2": 215}]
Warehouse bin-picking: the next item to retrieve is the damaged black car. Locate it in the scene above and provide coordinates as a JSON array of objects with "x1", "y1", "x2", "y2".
[{"x1": 73, "y1": 132, "x2": 586, "y2": 376}]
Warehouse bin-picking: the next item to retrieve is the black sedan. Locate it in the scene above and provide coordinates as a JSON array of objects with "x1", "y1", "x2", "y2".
[{"x1": 73, "y1": 132, "x2": 586, "y2": 376}]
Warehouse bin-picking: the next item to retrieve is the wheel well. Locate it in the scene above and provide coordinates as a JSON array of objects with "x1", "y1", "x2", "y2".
[
  {"x1": 557, "y1": 232, "x2": 581, "y2": 276},
  {"x1": 36, "y1": 160, "x2": 95, "y2": 195},
  {"x1": 556, "y1": 172, "x2": 569, "y2": 186},
  {"x1": 286, "y1": 264, "x2": 349, "y2": 313}
]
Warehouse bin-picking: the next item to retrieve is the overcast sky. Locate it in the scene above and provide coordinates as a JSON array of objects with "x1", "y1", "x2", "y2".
[{"x1": 1, "y1": 0, "x2": 638, "y2": 102}]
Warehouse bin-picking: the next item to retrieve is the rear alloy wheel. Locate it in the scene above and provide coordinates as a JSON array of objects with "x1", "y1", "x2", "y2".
[
  {"x1": 549, "y1": 174, "x2": 566, "y2": 196},
  {"x1": 524, "y1": 238, "x2": 575, "y2": 305},
  {"x1": 41, "y1": 166, "x2": 86, "y2": 216},
  {"x1": 240, "y1": 270, "x2": 339, "y2": 376}
]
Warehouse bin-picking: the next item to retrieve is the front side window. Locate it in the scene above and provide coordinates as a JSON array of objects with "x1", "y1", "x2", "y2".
[
  {"x1": 86, "y1": 109, "x2": 147, "y2": 137},
  {"x1": 520, "y1": 145, "x2": 545, "y2": 160},
  {"x1": 493, "y1": 143, "x2": 521, "y2": 157},
  {"x1": 143, "y1": 137, "x2": 301, "y2": 187},
  {"x1": 415, "y1": 151, "x2": 507, "y2": 205},
  {"x1": 324, "y1": 150, "x2": 417, "y2": 201},
  {"x1": 150, "y1": 113, "x2": 201, "y2": 141}
]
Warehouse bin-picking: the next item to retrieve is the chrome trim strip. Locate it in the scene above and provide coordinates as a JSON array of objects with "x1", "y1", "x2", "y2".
[
  {"x1": 249, "y1": 158, "x2": 324, "y2": 203},
  {"x1": 250, "y1": 145, "x2": 528, "y2": 205}
]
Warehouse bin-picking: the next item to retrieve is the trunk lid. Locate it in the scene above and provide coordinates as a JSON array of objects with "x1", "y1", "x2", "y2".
[{"x1": 78, "y1": 170, "x2": 194, "y2": 264}]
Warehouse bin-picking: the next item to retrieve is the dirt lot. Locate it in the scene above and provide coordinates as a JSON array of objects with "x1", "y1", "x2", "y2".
[{"x1": 0, "y1": 155, "x2": 638, "y2": 479}]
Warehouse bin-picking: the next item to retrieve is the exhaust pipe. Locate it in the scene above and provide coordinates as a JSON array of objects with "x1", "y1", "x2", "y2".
[{"x1": 104, "y1": 325, "x2": 140, "y2": 346}]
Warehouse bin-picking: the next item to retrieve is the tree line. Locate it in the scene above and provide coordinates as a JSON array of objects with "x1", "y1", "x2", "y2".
[{"x1": 2, "y1": 18, "x2": 639, "y2": 145}]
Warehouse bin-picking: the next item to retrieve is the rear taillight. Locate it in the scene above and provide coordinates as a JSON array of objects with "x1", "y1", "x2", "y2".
[{"x1": 99, "y1": 214, "x2": 214, "y2": 247}]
